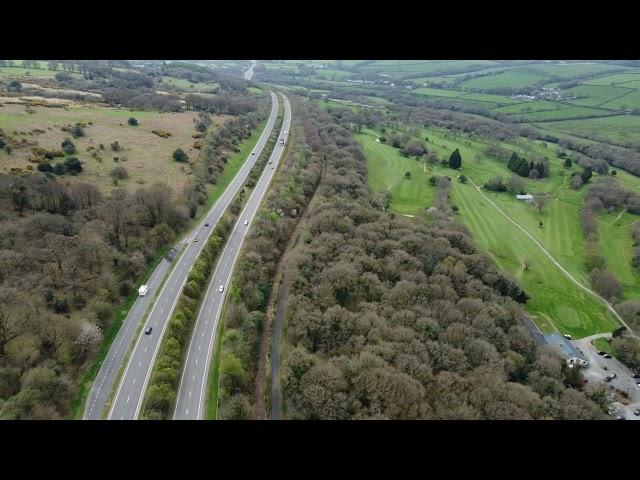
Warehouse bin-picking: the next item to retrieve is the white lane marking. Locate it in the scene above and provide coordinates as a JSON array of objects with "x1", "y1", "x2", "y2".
[
  {"x1": 126, "y1": 396, "x2": 130, "y2": 403},
  {"x1": 189, "y1": 391, "x2": 192, "y2": 397},
  {"x1": 132, "y1": 378, "x2": 136, "y2": 385},
  {"x1": 172, "y1": 93, "x2": 281, "y2": 419},
  {"x1": 144, "y1": 347, "x2": 147, "y2": 352}
]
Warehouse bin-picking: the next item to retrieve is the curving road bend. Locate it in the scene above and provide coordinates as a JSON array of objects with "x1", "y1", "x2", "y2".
[
  {"x1": 174, "y1": 93, "x2": 291, "y2": 420},
  {"x1": 103, "y1": 92, "x2": 279, "y2": 420}
]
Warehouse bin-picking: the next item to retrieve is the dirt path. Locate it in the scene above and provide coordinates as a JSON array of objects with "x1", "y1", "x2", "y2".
[{"x1": 469, "y1": 178, "x2": 631, "y2": 333}]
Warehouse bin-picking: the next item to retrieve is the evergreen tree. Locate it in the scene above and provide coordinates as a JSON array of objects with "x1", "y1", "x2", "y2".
[
  {"x1": 518, "y1": 159, "x2": 530, "y2": 177},
  {"x1": 564, "y1": 158, "x2": 572, "y2": 169},
  {"x1": 448, "y1": 148, "x2": 462, "y2": 169}
]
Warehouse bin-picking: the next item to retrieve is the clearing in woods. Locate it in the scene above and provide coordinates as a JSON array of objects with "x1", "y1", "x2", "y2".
[{"x1": 0, "y1": 100, "x2": 229, "y2": 193}]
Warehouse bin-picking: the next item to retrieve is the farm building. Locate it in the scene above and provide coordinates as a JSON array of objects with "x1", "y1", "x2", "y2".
[
  {"x1": 516, "y1": 194, "x2": 534, "y2": 204},
  {"x1": 544, "y1": 332, "x2": 589, "y2": 368}
]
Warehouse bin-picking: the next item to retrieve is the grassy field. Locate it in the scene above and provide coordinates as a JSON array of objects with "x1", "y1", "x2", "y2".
[
  {"x1": 0, "y1": 101, "x2": 228, "y2": 193},
  {"x1": 600, "y1": 90, "x2": 640, "y2": 110},
  {"x1": 495, "y1": 100, "x2": 565, "y2": 114},
  {"x1": 457, "y1": 92, "x2": 520, "y2": 105},
  {"x1": 357, "y1": 127, "x2": 621, "y2": 338},
  {"x1": 597, "y1": 210, "x2": 640, "y2": 301},
  {"x1": 0, "y1": 67, "x2": 58, "y2": 77},
  {"x1": 158, "y1": 76, "x2": 219, "y2": 92},
  {"x1": 543, "y1": 115, "x2": 640, "y2": 146},
  {"x1": 584, "y1": 72, "x2": 640, "y2": 85},
  {"x1": 413, "y1": 87, "x2": 465, "y2": 98},
  {"x1": 515, "y1": 106, "x2": 617, "y2": 122},
  {"x1": 564, "y1": 85, "x2": 634, "y2": 107},
  {"x1": 459, "y1": 63, "x2": 622, "y2": 90}
]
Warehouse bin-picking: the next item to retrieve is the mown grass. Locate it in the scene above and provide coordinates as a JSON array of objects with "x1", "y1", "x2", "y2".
[
  {"x1": 357, "y1": 126, "x2": 621, "y2": 338},
  {"x1": 593, "y1": 337, "x2": 615, "y2": 355},
  {"x1": 597, "y1": 210, "x2": 640, "y2": 301}
]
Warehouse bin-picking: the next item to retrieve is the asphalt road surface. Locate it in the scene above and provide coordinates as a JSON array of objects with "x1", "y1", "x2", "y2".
[
  {"x1": 173, "y1": 93, "x2": 291, "y2": 420},
  {"x1": 83, "y1": 256, "x2": 172, "y2": 419},
  {"x1": 244, "y1": 60, "x2": 256, "y2": 81},
  {"x1": 575, "y1": 336, "x2": 640, "y2": 420},
  {"x1": 101, "y1": 92, "x2": 279, "y2": 420}
]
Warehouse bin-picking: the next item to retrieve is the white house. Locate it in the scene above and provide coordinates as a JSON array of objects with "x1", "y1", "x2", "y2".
[{"x1": 516, "y1": 194, "x2": 534, "y2": 204}]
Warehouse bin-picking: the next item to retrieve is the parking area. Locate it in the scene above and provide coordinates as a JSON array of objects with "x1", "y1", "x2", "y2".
[{"x1": 574, "y1": 336, "x2": 640, "y2": 420}]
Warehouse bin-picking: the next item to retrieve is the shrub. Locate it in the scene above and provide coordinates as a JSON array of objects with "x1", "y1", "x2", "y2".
[
  {"x1": 173, "y1": 148, "x2": 189, "y2": 163},
  {"x1": 110, "y1": 166, "x2": 129, "y2": 180},
  {"x1": 61, "y1": 138, "x2": 76, "y2": 155},
  {"x1": 128, "y1": 117, "x2": 139, "y2": 126},
  {"x1": 484, "y1": 176, "x2": 507, "y2": 192},
  {"x1": 37, "y1": 163, "x2": 53, "y2": 173},
  {"x1": 70, "y1": 124, "x2": 85, "y2": 138},
  {"x1": 64, "y1": 156, "x2": 82, "y2": 174}
]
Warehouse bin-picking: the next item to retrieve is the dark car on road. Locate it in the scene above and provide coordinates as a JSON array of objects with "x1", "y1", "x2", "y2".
[
  {"x1": 633, "y1": 373, "x2": 640, "y2": 379},
  {"x1": 604, "y1": 354, "x2": 613, "y2": 359},
  {"x1": 144, "y1": 327, "x2": 153, "y2": 335},
  {"x1": 597, "y1": 350, "x2": 605, "y2": 356}
]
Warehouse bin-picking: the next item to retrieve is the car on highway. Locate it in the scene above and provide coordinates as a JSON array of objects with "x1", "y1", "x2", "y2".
[
  {"x1": 604, "y1": 354, "x2": 613, "y2": 359},
  {"x1": 138, "y1": 284, "x2": 149, "y2": 297},
  {"x1": 616, "y1": 415, "x2": 626, "y2": 420},
  {"x1": 563, "y1": 334, "x2": 572, "y2": 339},
  {"x1": 634, "y1": 409, "x2": 640, "y2": 416},
  {"x1": 193, "y1": 237, "x2": 199, "y2": 242},
  {"x1": 597, "y1": 350, "x2": 605, "y2": 355},
  {"x1": 144, "y1": 327, "x2": 153, "y2": 335},
  {"x1": 252, "y1": 151, "x2": 255, "y2": 155},
  {"x1": 284, "y1": 130, "x2": 287, "y2": 135},
  {"x1": 205, "y1": 222, "x2": 209, "y2": 227},
  {"x1": 218, "y1": 285, "x2": 224, "y2": 292},
  {"x1": 243, "y1": 220, "x2": 249, "y2": 225},
  {"x1": 271, "y1": 166, "x2": 275, "y2": 169},
  {"x1": 633, "y1": 373, "x2": 640, "y2": 379}
]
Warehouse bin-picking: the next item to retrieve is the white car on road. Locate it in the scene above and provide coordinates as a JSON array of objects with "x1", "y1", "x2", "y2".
[{"x1": 218, "y1": 285, "x2": 224, "y2": 292}]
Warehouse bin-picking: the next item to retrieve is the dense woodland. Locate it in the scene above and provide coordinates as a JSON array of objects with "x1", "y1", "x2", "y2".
[
  {"x1": 0, "y1": 74, "x2": 266, "y2": 418},
  {"x1": 277, "y1": 100, "x2": 607, "y2": 419}
]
